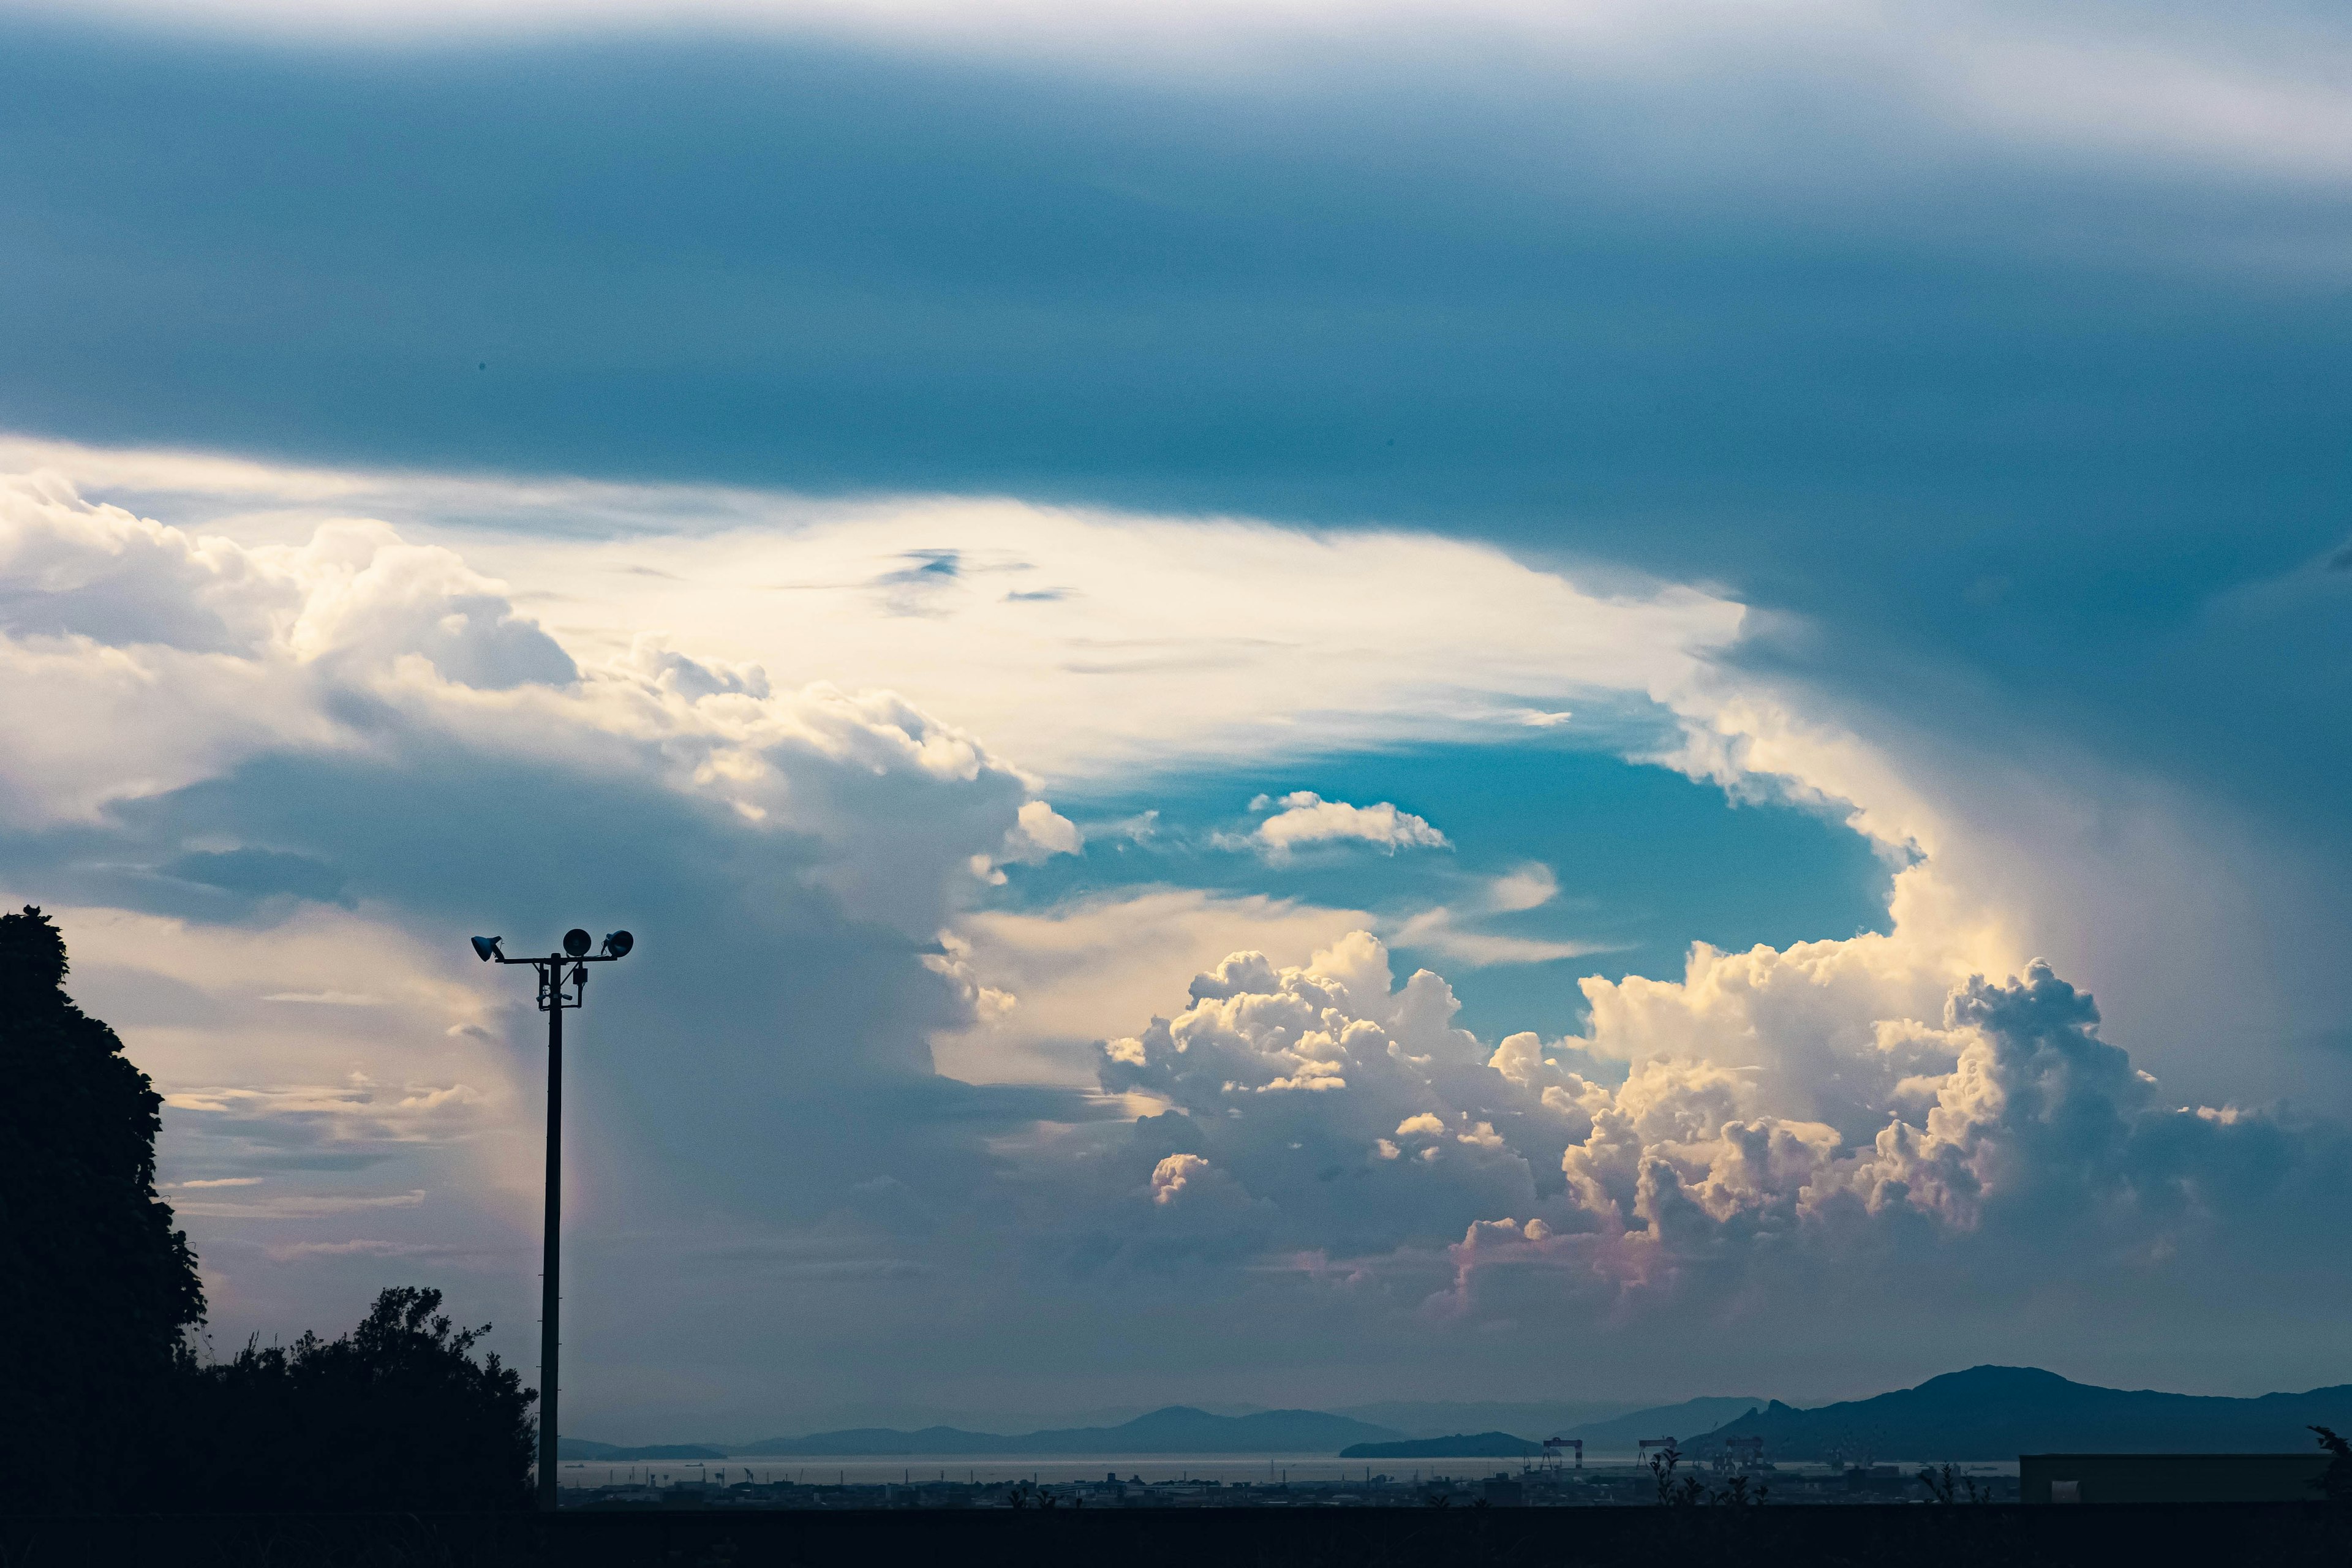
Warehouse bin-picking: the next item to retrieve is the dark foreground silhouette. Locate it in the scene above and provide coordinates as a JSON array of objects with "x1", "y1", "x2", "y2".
[
  {"x1": 10, "y1": 1500, "x2": 2352, "y2": 1568},
  {"x1": 0, "y1": 907, "x2": 533, "y2": 1515},
  {"x1": 167, "y1": 1284, "x2": 535, "y2": 1512},
  {"x1": 1, "y1": 906, "x2": 205, "y2": 1510}
]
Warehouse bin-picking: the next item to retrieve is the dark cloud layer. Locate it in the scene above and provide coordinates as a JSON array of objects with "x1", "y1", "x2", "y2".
[{"x1": 2, "y1": 17, "x2": 2346, "y2": 885}]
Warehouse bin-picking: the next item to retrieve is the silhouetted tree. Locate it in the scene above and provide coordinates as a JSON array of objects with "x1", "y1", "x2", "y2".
[
  {"x1": 0, "y1": 906, "x2": 205, "y2": 1511},
  {"x1": 2310, "y1": 1426, "x2": 2352, "y2": 1504},
  {"x1": 168, "y1": 1286, "x2": 537, "y2": 1512},
  {"x1": 1918, "y1": 1463, "x2": 1989, "y2": 1504},
  {"x1": 1649, "y1": 1442, "x2": 1708, "y2": 1506},
  {"x1": 1, "y1": 910, "x2": 530, "y2": 1513}
]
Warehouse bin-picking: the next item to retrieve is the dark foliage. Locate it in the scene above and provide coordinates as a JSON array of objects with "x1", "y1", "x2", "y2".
[
  {"x1": 9, "y1": 1506, "x2": 2352, "y2": 1568},
  {"x1": 166, "y1": 1286, "x2": 538, "y2": 1512},
  {"x1": 0, "y1": 906, "x2": 206, "y2": 1512},
  {"x1": 1648, "y1": 1442, "x2": 1768, "y2": 1507},
  {"x1": 1648, "y1": 1443, "x2": 1707, "y2": 1506},
  {"x1": 2310, "y1": 1427, "x2": 2352, "y2": 1504},
  {"x1": 1, "y1": 910, "x2": 532, "y2": 1513},
  {"x1": 1919, "y1": 1463, "x2": 1991, "y2": 1503}
]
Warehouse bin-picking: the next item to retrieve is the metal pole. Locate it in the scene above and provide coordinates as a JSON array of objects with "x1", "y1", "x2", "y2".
[{"x1": 538, "y1": 962, "x2": 563, "y2": 1511}]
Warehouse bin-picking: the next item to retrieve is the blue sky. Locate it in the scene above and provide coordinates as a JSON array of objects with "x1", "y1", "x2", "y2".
[
  {"x1": 3, "y1": 0, "x2": 2351, "y2": 1437},
  {"x1": 1001, "y1": 739, "x2": 1894, "y2": 1045}
]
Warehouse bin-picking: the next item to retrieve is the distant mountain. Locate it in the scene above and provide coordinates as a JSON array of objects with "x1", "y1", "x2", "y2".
[
  {"x1": 1682, "y1": 1366, "x2": 2352, "y2": 1461},
  {"x1": 1561, "y1": 1397, "x2": 1767, "y2": 1449},
  {"x1": 737, "y1": 1425, "x2": 1003, "y2": 1457},
  {"x1": 740, "y1": 1406, "x2": 1402, "y2": 1456},
  {"x1": 567, "y1": 1372, "x2": 2352, "y2": 1465},
  {"x1": 1336, "y1": 1401, "x2": 1638, "y2": 1439},
  {"x1": 558, "y1": 1438, "x2": 726, "y2": 1460},
  {"x1": 782, "y1": 1402, "x2": 1271, "y2": 1432},
  {"x1": 1341, "y1": 1431, "x2": 1544, "y2": 1460}
]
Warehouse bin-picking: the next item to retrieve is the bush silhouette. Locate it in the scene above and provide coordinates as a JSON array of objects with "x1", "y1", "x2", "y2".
[
  {"x1": 0, "y1": 906, "x2": 205, "y2": 1512},
  {"x1": 169, "y1": 1286, "x2": 536, "y2": 1512},
  {"x1": 2311, "y1": 1427, "x2": 2352, "y2": 1504}
]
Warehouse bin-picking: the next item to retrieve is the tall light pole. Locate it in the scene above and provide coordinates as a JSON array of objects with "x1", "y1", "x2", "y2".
[{"x1": 471, "y1": 925, "x2": 634, "y2": 1511}]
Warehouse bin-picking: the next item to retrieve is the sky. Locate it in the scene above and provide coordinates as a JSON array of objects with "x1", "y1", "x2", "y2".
[{"x1": 3, "y1": 0, "x2": 2351, "y2": 1440}]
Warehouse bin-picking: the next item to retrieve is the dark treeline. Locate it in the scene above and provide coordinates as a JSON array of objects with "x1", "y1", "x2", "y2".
[{"x1": 0, "y1": 907, "x2": 533, "y2": 1513}]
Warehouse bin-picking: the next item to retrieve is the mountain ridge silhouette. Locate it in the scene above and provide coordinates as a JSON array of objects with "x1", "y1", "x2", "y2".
[
  {"x1": 564, "y1": 1368, "x2": 2352, "y2": 1461},
  {"x1": 734, "y1": 1405, "x2": 1403, "y2": 1456},
  {"x1": 1683, "y1": 1365, "x2": 2352, "y2": 1460}
]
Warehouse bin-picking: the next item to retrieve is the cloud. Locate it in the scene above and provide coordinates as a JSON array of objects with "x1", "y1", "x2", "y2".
[
  {"x1": 3, "y1": 454, "x2": 1744, "y2": 1352},
  {"x1": 1093, "y1": 929, "x2": 2345, "y2": 1314},
  {"x1": 0, "y1": 472, "x2": 1066, "y2": 941},
  {"x1": 1483, "y1": 864, "x2": 1559, "y2": 914},
  {"x1": 1379, "y1": 864, "x2": 1609, "y2": 969},
  {"x1": 0, "y1": 443, "x2": 1743, "y2": 785},
  {"x1": 0, "y1": 469, "x2": 1096, "y2": 1362},
  {"x1": 929, "y1": 888, "x2": 1370, "y2": 1087},
  {"x1": 7, "y1": 440, "x2": 2346, "y2": 1411},
  {"x1": 1003, "y1": 799, "x2": 1084, "y2": 862},
  {"x1": 0, "y1": 456, "x2": 2232, "y2": 1202},
  {"x1": 1386, "y1": 908, "x2": 1605, "y2": 969},
  {"x1": 1506, "y1": 951, "x2": 2342, "y2": 1299},
  {"x1": 163, "y1": 1080, "x2": 485, "y2": 1137},
  {"x1": 1150, "y1": 1153, "x2": 1210, "y2": 1205},
  {"x1": 259, "y1": 1238, "x2": 500, "y2": 1262},
  {"x1": 1097, "y1": 932, "x2": 1566, "y2": 1246},
  {"x1": 172, "y1": 1189, "x2": 427, "y2": 1219},
  {"x1": 1249, "y1": 792, "x2": 1450, "y2": 858},
  {"x1": 23, "y1": 0, "x2": 2352, "y2": 187}
]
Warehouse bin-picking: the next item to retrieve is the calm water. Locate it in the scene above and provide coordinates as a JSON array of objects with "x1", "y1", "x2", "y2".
[
  {"x1": 563, "y1": 1455, "x2": 1555, "y2": 1488},
  {"x1": 558, "y1": 1453, "x2": 2018, "y2": 1488}
]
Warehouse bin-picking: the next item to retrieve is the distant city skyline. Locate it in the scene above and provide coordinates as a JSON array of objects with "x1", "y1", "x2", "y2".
[{"x1": 2, "y1": 0, "x2": 2350, "y2": 1442}]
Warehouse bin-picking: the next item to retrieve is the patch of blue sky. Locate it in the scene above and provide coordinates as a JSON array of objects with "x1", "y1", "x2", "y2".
[{"x1": 994, "y1": 734, "x2": 1894, "y2": 1044}]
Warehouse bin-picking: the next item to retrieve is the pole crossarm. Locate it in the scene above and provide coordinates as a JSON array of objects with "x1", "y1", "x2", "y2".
[{"x1": 491, "y1": 950, "x2": 623, "y2": 1011}]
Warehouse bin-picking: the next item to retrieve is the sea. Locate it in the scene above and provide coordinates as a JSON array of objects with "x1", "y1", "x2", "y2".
[{"x1": 556, "y1": 1453, "x2": 2019, "y2": 1489}]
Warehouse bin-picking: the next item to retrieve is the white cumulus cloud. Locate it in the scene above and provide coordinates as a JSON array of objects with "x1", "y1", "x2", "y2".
[
  {"x1": 1150, "y1": 1153, "x2": 1212, "y2": 1205},
  {"x1": 1093, "y1": 928, "x2": 2340, "y2": 1313},
  {"x1": 1249, "y1": 791, "x2": 1450, "y2": 858}
]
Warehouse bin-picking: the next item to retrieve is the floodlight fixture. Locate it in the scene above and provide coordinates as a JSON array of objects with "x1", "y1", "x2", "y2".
[{"x1": 469, "y1": 924, "x2": 636, "y2": 1510}]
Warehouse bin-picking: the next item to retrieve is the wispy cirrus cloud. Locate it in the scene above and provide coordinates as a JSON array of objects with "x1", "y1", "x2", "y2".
[
  {"x1": 1381, "y1": 862, "x2": 1610, "y2": 969},
  {"x1": 172, "y1": 1189, "x2": 427, "y2": 1220},
  {"x1": 260, "y1": 1238, "x2": 507, "y2": 1263},
  {"x1": 1386, "y1": 911, "x2": 1609, "y2": 970}
]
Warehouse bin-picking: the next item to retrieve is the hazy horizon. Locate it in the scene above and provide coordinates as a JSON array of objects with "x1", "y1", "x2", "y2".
[{"x1": 570, "y1": 1395, "x2": 1684, "y2": 1449}]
